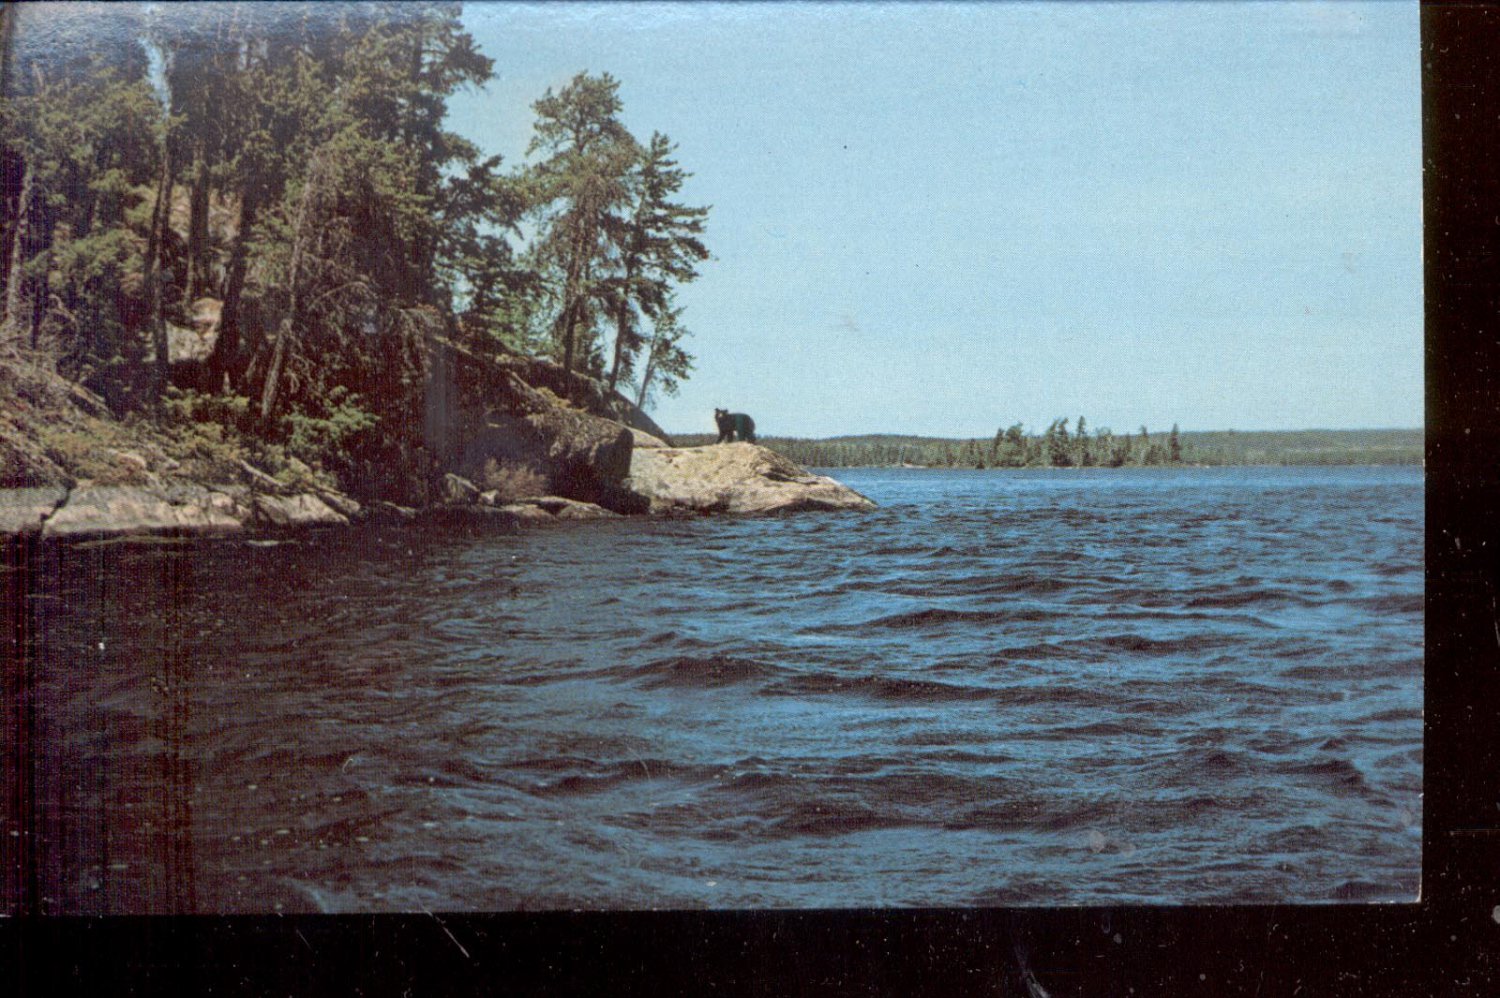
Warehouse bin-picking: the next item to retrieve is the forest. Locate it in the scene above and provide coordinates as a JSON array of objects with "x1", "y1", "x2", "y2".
[{"x1": 0, "y1": 2, "x2": 706, "y2": 495}]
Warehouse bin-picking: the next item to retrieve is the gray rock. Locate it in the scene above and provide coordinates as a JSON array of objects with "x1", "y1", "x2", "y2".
[
  {"x1": 497, "y1": 496, "x2": 621, "y2": 521},
  {"x1": 43, "y1": 483, "x2": 247, "y2": 539},
  {"x1": 442, "y1": 473, "x2": 481, "y2": 505},
  {"x1": 166, "y1": 321, "x2": 215, "y2": 364},
  {"x1": 238, "y1": 459, "x2": 286, "y2": 493},
  {"x1": 0, "y1": 486, "x2": 70, "y2": 535},
  {"x1": 371, "y1": 500, "x2": 417, "y2": 522},
  {"x1": 317, "y1": 491, "x2": 362, "y2": 519},
  {"x1": 624, "y1": 442, "x2": 877, "y2": 516},
  {"x1": 627, "y1": 427, "x2": 669, "y2": 448},
  {"x1": 109, "y1": 450, "x2": 150, "y2": 473},
  {"x1": 252, "y1": 493, "x2": 349, "y2": 528},
  {"x1": 493, "y1": 502, "x2": 555, "y2": 523}
]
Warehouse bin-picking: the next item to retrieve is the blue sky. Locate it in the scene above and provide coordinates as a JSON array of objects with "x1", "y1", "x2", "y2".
[{"x1": 447, "y1": 1, "x2": 1422, "y2": 437}]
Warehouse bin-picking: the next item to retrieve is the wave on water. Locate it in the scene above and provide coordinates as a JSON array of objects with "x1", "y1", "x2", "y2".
[{"x1": 17, "y1": 464, "x2": 1422, "y2": 911}]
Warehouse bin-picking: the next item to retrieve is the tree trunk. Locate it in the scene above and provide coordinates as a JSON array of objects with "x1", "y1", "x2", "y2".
[
  {"x1": 561, "y1": 257, "x2": 583, "y2": 379},
  {"x1": 607, "y1": 299, "x2": 627, "y2": 393},
  {"x1": 634, "y1": 338, "x2": 657, "y2": 410},
  {"x1": 606, "y1": 261, "x2": 635, "y2": 394},
  {"x1": 209, "y1": 190, "x2": 257, "y2": 389},
  {"x1": 143, "y1": 149, "x2": 174, "y2": 397},
  {"x1": 2, "y1": 153, "x2": 33, "y2": 344},
  {"x1": 259, "y1": 159, "x2": 320, "y2": 421},
  {"x1": 185, "y1": 146, "x2": 210, "y2": 300},
  {"x1": 258, "y1": 314, "x2": 292, "y2": 421},
  {"x1": 560, "y1": 295, "x2": 578, "y2": 381}
]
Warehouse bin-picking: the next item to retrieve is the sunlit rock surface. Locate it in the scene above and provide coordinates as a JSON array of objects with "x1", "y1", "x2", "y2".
[{"x1": 624, "y1": 442, "x2": 877, "y2": 515}]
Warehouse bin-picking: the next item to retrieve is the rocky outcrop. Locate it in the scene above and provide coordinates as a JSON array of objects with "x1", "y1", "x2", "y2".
[
  {"x1": 7, "y1": 482, "x2": 364, "y2": 540},
  {"x1": 430, "y1": 340, "x2": 640, "y2": 512},
  {"x1": 624, "y1": 442, "x2": 877, "y2": 515},
  {"x1": 41, "y1": 483, "x2": 249, "y2": 540},
  {"x1": 418, "y1": 490, "x2": 619, "y2": 528},
  {"x1": 485, "y1": 352, "x2": 674, "y2": 446},
  {"x1": 3, "y1": 330, "x2": 869, "y2": 540}
]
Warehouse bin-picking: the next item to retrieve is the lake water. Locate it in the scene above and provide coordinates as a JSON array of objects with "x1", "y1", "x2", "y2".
[{"x1": 4, "y1": 466, "x2": 1422, "y2": 912}]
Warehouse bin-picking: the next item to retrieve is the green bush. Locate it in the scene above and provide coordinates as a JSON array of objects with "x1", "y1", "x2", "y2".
[
  {"x1": 282, "y1": 387, "x2": 380, "y2": 468},
  {"x1": 161, "y1": 387, "x2": 254, "y2": 431}
]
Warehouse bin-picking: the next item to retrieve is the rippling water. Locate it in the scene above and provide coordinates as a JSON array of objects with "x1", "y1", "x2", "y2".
[{"x1": 5, "y1": 466, "x2": 1422, "y2": 912}]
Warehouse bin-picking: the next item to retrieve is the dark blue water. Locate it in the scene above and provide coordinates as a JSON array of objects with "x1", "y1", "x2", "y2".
[{"x1": 6, "y1": 466, "x2": 1422, "y2": 912}]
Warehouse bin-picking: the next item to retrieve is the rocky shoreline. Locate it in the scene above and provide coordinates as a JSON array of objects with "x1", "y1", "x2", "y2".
[
  {"x1": 0, "y1": 443, "x2": 874, "y2": 543},
  {"x1": 2, "y1": 339, "x2": 874, "y2": 544}
]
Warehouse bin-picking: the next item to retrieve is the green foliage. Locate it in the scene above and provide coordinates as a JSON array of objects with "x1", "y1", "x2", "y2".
[
  {"x1": 526, "y1": 72, "x2": 638, "y2": 380},
  {"x1": 282, "y1": 387, "x2": 379, "y2": 467},
  {"x1": 161, "y1": 386, "x2": 253, "y2": 429},
  {"x1": 601, "y1": 131, "x2": 710, "y2": 392},
  {"x1": 4, "y1": 4, "x2": 710, "y2": 499},
  {"x1": 35, "y1": 424, "x2": 151, "y2": 484}
]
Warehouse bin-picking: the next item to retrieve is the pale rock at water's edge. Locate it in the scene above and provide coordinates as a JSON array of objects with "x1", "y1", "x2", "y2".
[
  {"x1": 42, "y1": 483, "x2": 248, "y2": 540},
  {"x1": 497, "y1": 496, "x2": 621, "y2": 520},
  {"x1": 624, "y1": 442, "x2": 877, "y2": 515},
  {"x1": 252, "y1": 493, "x2": 350, "y2": 528},
  {"x1": 0, "y1": 487, "x2": 69, "y2": 535}
]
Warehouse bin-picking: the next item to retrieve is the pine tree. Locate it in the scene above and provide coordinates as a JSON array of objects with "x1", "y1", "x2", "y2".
[
  {"x1": 526, "y1": 72, "x2": 637, "y2": 385},
  {"x1": 1047, "y1": 418, "x2": 1073, "y2": 467},
  {"x1": 602, "y1": 131, "x2": 709, "y2": 394}
]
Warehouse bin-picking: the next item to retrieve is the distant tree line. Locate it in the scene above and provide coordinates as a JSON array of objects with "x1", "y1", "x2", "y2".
[
  {"x1": 674, "y1": 424, "x2": 1421, "y2": 469},
  {"x1": 0, "y1": 3, "x2": 707, "y2": 486},
  {"x1": 679, "y1": 418, "x2": 1182, "y2": 468}
]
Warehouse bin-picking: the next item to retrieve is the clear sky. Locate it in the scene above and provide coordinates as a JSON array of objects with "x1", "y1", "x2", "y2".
[{"x1": 447, "y1": 1, "x2": 1422, "y2": 438}]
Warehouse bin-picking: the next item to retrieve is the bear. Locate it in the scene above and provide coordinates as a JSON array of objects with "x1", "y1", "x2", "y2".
[{"x1": 714, "y1": 408, "x2": 756, "y2": 444}]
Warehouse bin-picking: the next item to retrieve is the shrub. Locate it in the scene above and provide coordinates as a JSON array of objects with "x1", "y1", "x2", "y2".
[
  {"x1": 283, "y1": 387, "x2": 379, "y2": 469},
  {"x1": 161, "y1": 386, "x2": 253, "y2": 431}
]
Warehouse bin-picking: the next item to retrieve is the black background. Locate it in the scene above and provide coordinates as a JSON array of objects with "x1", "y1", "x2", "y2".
[{"x1": 5, "y1": 3, "x2": 1499, "y2": 993}]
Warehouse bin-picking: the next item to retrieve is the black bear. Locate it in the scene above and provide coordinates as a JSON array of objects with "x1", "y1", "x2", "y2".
[{"x1": 714, "y1": 408, "x2": 756, "y2": 443}]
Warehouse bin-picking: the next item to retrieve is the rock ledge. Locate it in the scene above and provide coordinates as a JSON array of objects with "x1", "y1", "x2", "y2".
[{"x1": 624, "y1": 442, "x2": 876, "y2": 515}]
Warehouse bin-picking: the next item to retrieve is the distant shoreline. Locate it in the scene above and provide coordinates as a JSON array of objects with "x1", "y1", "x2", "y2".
[{"x1": 668, "y1": 428, "x2": 1423, "y2": 470}]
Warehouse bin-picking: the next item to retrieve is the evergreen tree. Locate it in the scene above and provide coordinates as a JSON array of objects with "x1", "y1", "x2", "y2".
[
  {"x1": 1074, "y1": 415, "x2": 1091, "y2": 466},
  {"x1": 526, "y1": 72, "x2": 637, "y2": 384},
  {"x1": 602, "y1": 131, "x2": 709, "y2": 394},
  {"x1": 1046, "y1": 417, "x2": 1073, "y2": 467}
]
